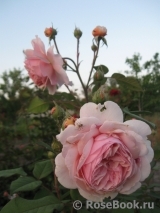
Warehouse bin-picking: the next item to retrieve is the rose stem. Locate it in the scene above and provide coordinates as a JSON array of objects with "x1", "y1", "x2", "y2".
[{"x1": 86, "y1": 39, "x2": 100, "y2": 88}]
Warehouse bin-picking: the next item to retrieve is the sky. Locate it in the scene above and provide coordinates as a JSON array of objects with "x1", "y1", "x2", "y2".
[{"x1": 0, "y1": 0, "x2": 160, "y2": 91}]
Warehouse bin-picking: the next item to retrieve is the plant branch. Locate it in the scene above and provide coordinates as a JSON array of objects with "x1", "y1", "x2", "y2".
[
  {"x1": 53, "y1": 38, "x2": 60, "y2": 54},
  {"x1": 63, "y1": 57, "x2": 77, "y2": 71},
  {"x1": 86, "y1": 40, "x2": 100, "y2": 88}
]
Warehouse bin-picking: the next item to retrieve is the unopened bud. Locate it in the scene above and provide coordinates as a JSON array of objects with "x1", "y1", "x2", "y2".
[
  {"x1": 50, "y1": 105, "x2": 65, "y2": 120},
  {"x1": 92, "y1": 86, "x2": 108, "y2": 104},
  {"x1": 51, "y1": 140, "x2": 62, "y2": 152},
  {"x1": 93, "y1": 70, "x2": 104, "y2": 81},
  {"x1": 91, "y1": 43, "x2": 98, "y2": 52},
  {"x1": 74, "y1": 27, "x2": 82, "y2": 39},
  {"x1": 47, "y1": 151, "x2": 55, "y2": 159},
  {"x1": 62, "y1": 116, "x2": 77, "y2": 129},
  {"x1": 44, "y1": 27, "x2": 57, "y2": 38}
]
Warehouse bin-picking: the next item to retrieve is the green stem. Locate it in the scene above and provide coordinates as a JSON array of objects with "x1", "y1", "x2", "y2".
[
  {"x1": 63, "y1": 57, "x2": 77, "y2": 71},
  {"x1": 86, "y1": 40, "x2": 100, "y2": 88},
  {"x1": 53, "y1": 38, "x2": 60, "y2": 54},
  {"x1": 75, "y1": 38, "x2": 88, "y2": 102}
]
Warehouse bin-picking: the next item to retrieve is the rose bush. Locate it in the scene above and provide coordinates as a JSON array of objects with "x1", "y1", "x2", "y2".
[
  {"x1": 24, "y1": 36, "x2": 71, "y2": 94},
  {"x1": 55, "y1": 101, "x2": 154, "y2": 201}
]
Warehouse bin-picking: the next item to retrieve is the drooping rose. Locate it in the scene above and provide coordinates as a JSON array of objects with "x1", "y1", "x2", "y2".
[
  {"x1": 55, "y1": 101, "x2": 153, "y2": 201},
  {"x1": 92, "y1": 26, "x2": 107, "y2": 37},
  {"x1": 24, "y1": 36, "x2": 71, "y2": 94}
]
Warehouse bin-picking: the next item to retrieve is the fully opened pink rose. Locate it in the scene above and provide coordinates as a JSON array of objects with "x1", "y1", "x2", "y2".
[
  {"x1": 24, "y1": 36, "x2": 71, "y2": 94},
  {"x1": 55, "y1": 101, "x2": 154, "y2": 202}
]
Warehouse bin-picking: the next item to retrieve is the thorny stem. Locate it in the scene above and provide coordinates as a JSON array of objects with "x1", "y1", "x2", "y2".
[{"x1": 86, "y1": 40, "x2": 100, "y2": 88}]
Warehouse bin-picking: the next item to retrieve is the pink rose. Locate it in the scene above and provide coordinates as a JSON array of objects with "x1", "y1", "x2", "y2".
[
  {"x1": 24, "y1": 36, "x2": 71, "y2": 95},
  {"x1": 55, "y1": 101, "x2": 154, "y2": 201}
]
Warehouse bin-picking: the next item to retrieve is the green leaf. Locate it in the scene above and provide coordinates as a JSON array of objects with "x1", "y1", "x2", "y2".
[
  {"x1": 149, "y1": 183, "x2": 160, "y2": 189},
  {"x1": 70, "y1": 189, "x2": 85, "y2": 201},
  {"x1": 101, "y1": 37, "x2": 108, "y2": 46},
  {"x1": 148, "y1": 192, "x2": 160, "y2": 199},
  {"x1": 123, "y1": 107, "x2": 156, "y2": 129},
  {"x1": 34, "y1": 188, "x2": 52, "y2": 199},
  {"x1": 10, "y1": 176, "x2": 42, "y2": 194},
  {"x1": 27, "y1": 96, "x2": 49, "y2": 113},
  {"x1": 35, "y1": 141, "x2": 53, "y2": 152},
  {"x1": 33, "y1": 160, "x2": 53, "y2": 179},
  {"x1": 0, "y1": 195, "x2": 63, "y2": 213},
  {"x1": 112, "y1": 73, "x2": 143, "y2": 91},
  {"x1": 0, "y1": 168, "x2": 27, "y2": 178},
  {"x1": 94, "y1": 65, "x2": 109, "y2": 74}
]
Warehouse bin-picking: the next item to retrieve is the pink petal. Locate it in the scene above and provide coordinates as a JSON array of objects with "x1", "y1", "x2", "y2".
[
  {"x1": 32, "y1": 36, "x2": 48, "y2": 63},
  {"x1": 55, "y1": 153, "x2": 77, "y2": 188},
  {"x1": 140, "y1": 156, "x2": 151, "y2": 181},
  {"x1": 120, "y1": 182, "x2": 141, "y2": 194},
  {"x1": 103, "y1": 101, "x2": 123, "y2": 122},
  {"x1": 119, "y1": 168, "x2": 141, "y2": 193},
  {"x1": 56, "y1": 125, "x2": 79, "y2": 145},
  {"x1": 80, "y1": 101, "x2": 123, "y2": 124},
  {"x1": 99, "y1": 121, "x2": 128, "y2": 133},
  {"x1": 124, "y1": 120, "x2": 151, "y2": 136},
  {"x1": 79, "y1": 188, "x2": 118, "y2": 202},
  {"x1": 145, "y1": 140, "x2": 154, "y2": 162}
]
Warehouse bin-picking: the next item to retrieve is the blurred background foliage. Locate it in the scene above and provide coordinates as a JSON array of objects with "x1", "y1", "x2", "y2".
[{"x1": 0, "y1": 52, "x2": 160, "y2": 212}]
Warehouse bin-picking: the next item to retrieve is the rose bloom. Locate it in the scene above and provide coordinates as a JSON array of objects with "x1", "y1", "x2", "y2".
[
  {"x1": 92, "y1": 26, "x2": 107, "y2": 37},
  {"x1": 109, "y1": 88, "x2": 121, "y2": 96},
  {"x1": 55, "y1": 101, "x2": 153, "y2": 201},
  {"x1": 24, "y1": 36, "x2": 71, "y2": 95}
]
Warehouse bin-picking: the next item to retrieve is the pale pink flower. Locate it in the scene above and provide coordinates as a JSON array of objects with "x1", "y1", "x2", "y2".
[
  {"x1": 55, "y1": 101, "x2": 153, "y2": 201},
  {"x1": 24, "y1": 36, "x2": 71, "y2": 94}
]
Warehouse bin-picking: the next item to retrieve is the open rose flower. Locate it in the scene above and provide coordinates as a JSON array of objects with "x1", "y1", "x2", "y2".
[
  {"x1": 92, "y1": 26, "x2": 107, "y2": 37},
  {"x1": 24, "y1": 36, "x2": 71, "y2": 95},
  {"x1": 55, "y1": 101, "x2": 153, "y2": 201}
]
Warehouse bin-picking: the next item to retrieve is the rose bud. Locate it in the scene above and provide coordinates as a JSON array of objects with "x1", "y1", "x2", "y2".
[
  {"x1": 44, "y1": 27, "x2": 53, "y2": 37},
  {"x1": 92, "y1": 26, "x2": 107, "y2": 37},
  {"x1": 62, "y1": 116, "x2": 77, "y2": 129},
  {"x1": 92, "y1": 86, "x2": 108, "y2": 104},
  {"x1": 91, "y1": 43, "x2": 98, "y2": 52},
  {"x1": 44, "y1": 27, "x2": 57, "y2": 38},
  {"x1": 50, "y1": 105, "x2": 65, "y2": 120},
  {"x1": 74, "y1": 27, "x2": 82, "y2": 39},
  {"x1": 51, "y1": 140, "x2": 62, "y2": 152},
  {"x1": 48, "y1": 151, "x2": 55, "y2": 159},
  {"x1": 93, "y1": 70, "x2": 104, "y2": 81}
]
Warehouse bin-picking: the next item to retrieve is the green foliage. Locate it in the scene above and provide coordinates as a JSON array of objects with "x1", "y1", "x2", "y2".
[
  {"x1": 0, "y1": 195, "x2": 63, "y2": 213},
  {"x1": 27, "y1": 97, "x2": 49, "y2": 113},
  {"x1": 10, "y1": 176, "x2": 42, "y2": 194},
  {"x1": 94, "y1": 64, "x2": 109, "y2": 74},
  {"x1": 0, "y1": 168, "x2": 26, "y2": 178},
  {"x1": 33, "y1": 160, "x2": 53, "y2": 179},
  {"x1": 111, "y1": 73, "x2": 142, "y2": 91}
]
